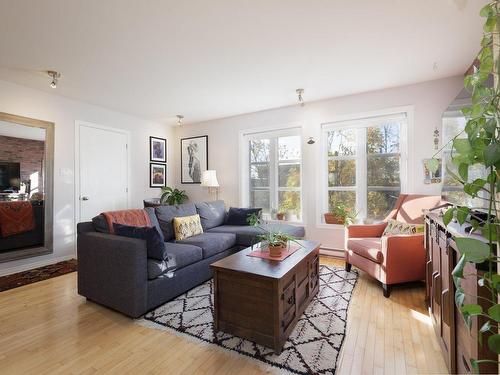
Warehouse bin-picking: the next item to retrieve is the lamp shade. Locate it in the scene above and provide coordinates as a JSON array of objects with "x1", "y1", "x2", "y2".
[{"x1": 201, "y1": 170, "x2": 219, "y2": 187}]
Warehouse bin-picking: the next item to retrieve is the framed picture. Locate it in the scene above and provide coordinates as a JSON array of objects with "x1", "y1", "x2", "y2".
[
  {"x1": 150, "y1": 163, "x2": 167, "y2": 188},
  {"x1": 150, "y1": 136, "x2": 167, "y2": 162},
  {"x1": 181, "y1": 135, "x2": 208, "y2": 184},
  {"x1": 423, "y1": 158, "x2": 442, "y2": 184}
]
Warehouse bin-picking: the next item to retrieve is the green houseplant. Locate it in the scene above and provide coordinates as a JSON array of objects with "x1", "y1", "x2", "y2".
[
  {"x1": 429, "y1": 2, "x2": 500, "y2": 372},
  {"x1": 324, "y1": 202, "x2": 357, "y2": 225},
  {"x1": 160, "y1": 186, "x2": 188, "y2": 205}
]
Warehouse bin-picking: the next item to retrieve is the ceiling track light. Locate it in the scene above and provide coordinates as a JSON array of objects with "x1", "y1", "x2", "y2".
[
  {"x1": 296, "y1": 88, "x2": 305, "y2": 107},
  {"x1": 176, "y1": 115, "x2": 184, "y2": 126},
  {"x1": 47, "y1": 71, "x2": 61, "y2": 88}
]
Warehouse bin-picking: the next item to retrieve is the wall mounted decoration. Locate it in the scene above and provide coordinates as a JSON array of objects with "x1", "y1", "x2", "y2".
[
  {"x1": 150, "y1": 136, "x2": 167, "y2": 162},
  {"x1": 423, "y1": 158, "x2": 442, "y2": 184},
  {"x1": 433, "y1": 127, "x2": 440, "y2": 150},
  {"x1": 150, "y1": 163, "x2": 167, "y2": 188},
  {"x1": 181, "y1": 135, "x2": 208, "y2": 184}
]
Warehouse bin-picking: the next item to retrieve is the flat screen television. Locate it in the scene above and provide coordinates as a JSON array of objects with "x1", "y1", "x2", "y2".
[{"x1": 0, "y1": 162, "x2": 21, "y2": 191}]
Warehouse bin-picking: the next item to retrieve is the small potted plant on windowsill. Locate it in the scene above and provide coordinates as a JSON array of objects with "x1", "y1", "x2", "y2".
[
  {"x1": 324, "y1": 203, "x2": 356, "y2": 225},
  {"x1": 276, "y1": 211, "x2": 286, "y2": 221}
]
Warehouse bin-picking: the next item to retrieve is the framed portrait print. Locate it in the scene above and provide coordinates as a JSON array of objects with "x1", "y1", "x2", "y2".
[
  {"x1": 181, "y1": 135, "x2": 208, "y2": 184},
  {"x1": 150, "y1": 136, "x2": 167, "y2": 162},
  {"x1": 150, "y1": 163, "x2": 167, "y2": 188}
]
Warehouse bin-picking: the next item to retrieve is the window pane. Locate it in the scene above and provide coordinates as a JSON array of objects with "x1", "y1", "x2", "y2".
[
  {"x1": 250, "y1": 139, "x2": 270, "y2": 162},
  {"x1": 278, "y1": 191, "x2": 301, "y2": 220},
  {"x1": 327, "y1": 129, "x2": 356, "y2": 157},
  {"x1": 250, "y1": 164, "x2": 269, "y2": 188},
  {"x1": 278, "y1": 136, "x2": 301, "y2": 161},
  {"x1": 367, "y1": 190, "x2": 399, "y2": 222},
  {"x1": 367, "y1": 123, "x2": 400, "y2": 154},
  {"x1": 328, "y1": 191, "x2": 356, "y2": 213},
  {"x1": 278, "y1": 163, "x2": 300, "y2": 187},
  {"x1": 250, "y1": 190, "x2": 270, "y2": 213},
  {"x1": 328, "y1": 160, "x2": 355, "y2": 187},
  {"x1": 367, "y1": 155, "x2": 400, "y2": 187}
]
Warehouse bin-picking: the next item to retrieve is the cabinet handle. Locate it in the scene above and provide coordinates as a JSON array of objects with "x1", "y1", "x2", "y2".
[{"x1": 462, "y1": 356, "x2": 471, "y2": 373}]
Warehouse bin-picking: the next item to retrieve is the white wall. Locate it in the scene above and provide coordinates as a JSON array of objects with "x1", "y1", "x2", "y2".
[
  {"x1": 172, "y1": 76, "x2": 464, "y2": 253},
  {"x1": 0, "y1": 79, "x2": 173, "y2": 275}
]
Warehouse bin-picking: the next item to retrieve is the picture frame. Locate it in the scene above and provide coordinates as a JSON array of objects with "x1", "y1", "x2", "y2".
[
  {"x1": 150, "y1": 163, "x2": 167, "y2": 188},
  {"x1": 181, "y1": 135, "x2": 208, "y2": 184},
  {"x1": 423, "y1": 158, "x2": 442, "y2": 184},
  {"x1": 150, "y1": 136, "x2": 167, "y2": 162}
]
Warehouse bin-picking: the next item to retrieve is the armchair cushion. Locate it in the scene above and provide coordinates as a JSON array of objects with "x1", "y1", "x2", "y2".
[
  {"x1": 346, "y1": 222, "x2": 387, "y2": 238},
  {"x1": 347, "y1": 237, "x2": 383, "y2": 264}
]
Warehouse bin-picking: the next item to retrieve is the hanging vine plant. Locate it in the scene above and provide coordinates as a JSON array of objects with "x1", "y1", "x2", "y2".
[{"x1": 429, "y1": 1, "x2": 499, "y2": 372}]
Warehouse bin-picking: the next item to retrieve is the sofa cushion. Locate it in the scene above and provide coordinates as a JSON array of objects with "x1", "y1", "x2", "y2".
[
  {"x1": 225, "y1": 207, "x2": 262, "y2": 226},
  {"x1": 347, "y1": 237, "x2": 383, "y2": 264},
  {"x1": 155, "y1": 203, "x2": 197, "y2": 241},
  {"x1": 113, "y1": 223, "x2": 167, "y2": 260},
  {"x1": 145, "y1": 207, "x2": 164, "y2": 240},
  {"x1": 195, "y1": 200, "x2": 226, "y2": 230},
  {"x1": 164, "y1": 242, "x2": 203, "y2": 270},
  {"x1": 207, "y1": 223, "x2": 305, "y2": 247},
  {"x1": 175, "y1": 232, "x2": 236, "y2": 258},
  {"x1": 173, "y1": 214, "x2": 203, "y2": 240}
]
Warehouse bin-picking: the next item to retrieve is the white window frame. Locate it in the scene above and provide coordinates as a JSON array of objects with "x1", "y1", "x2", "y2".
[
  {"x1": 239, "y1": 125, "x2": 303, "y2": 223},
  {"x1": 320, "y1": 110, "x2": 409, "y2": 225}
]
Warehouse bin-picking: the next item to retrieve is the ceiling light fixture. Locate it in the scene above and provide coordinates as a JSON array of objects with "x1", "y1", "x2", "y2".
[
  {"x1": 47, "y1": 71, "x2": 61, "y2": 88},
  {"x1": 176, "y1": 115, "x2": 184, "y2": 126},
  {"x1": 296, "y1": 88, "x2": 305, "y2": 107}
]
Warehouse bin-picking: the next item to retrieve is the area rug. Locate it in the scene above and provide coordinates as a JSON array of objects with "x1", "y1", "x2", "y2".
[
  {"x1": 0, "y1": 259, "x2": 77, "y2": 292},
  {"x1": 140, "y1": 265, "x2": 358, "y2": 375}
]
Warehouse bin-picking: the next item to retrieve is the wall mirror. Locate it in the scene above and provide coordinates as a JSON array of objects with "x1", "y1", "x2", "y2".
[{"x1": 0, "y1": 112, "x2": 54, "y2": 262}]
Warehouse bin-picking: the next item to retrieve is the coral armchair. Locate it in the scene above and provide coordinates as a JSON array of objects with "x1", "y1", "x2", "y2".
[{"x1": 345, "y1": 194, "x2": 443, "y2": 297}]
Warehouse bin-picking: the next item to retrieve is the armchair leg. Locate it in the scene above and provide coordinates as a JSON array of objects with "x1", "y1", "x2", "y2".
[
  {"x1": 382, "y1": 283, "x2": 390, "y2": 298},
  {"x1": 345, "y1": 262, "x2": 352, "y2": 272}
]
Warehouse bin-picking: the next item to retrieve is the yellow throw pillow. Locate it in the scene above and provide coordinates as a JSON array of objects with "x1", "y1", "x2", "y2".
[
  {"x1": 382, "y1": 219, "x2": 424, "y2": 236},
  {"x1": 173, "y1": 214, "x2": 203, "y2": 241}
]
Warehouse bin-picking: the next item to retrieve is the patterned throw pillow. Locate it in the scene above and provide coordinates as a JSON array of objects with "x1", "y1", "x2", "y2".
[
  {"x1": 173, "y1": 214, "x2": 203, "y2": 241},
  {"x1": 382, "y1": 219, "x2": 424, "y2": 236}
]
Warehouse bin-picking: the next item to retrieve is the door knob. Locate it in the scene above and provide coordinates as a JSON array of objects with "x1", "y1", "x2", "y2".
[{"x1": 81, "y1": 196, "x2": 89, "y2": 201}]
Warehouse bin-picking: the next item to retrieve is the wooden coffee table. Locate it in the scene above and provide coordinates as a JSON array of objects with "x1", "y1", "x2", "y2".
[{"x1": 210, "y1": 240, "x2": 320, "y2": 353}]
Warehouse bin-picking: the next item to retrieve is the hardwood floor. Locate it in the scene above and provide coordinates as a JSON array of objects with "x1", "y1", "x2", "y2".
[{"x1": 0, "y1": 257, "x2": 448, "y2": 374}]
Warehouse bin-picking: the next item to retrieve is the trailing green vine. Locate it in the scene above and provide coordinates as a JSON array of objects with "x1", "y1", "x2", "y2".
[{"x1": 430, "y1": 1, "x2": 499, "y2": 372}]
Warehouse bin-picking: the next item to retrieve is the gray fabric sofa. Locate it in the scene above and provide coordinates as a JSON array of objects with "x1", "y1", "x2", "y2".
[{"x1": 77, "y1": 200, "x2": 305, "y2": 318}]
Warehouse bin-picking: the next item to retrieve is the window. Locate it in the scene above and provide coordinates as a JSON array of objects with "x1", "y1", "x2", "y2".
[
  {"x1": 243, "y1": 129, "x2": 302, "y2": 222},
  {"x1": 323, "y1": 113, "x2": 407, "y2": 223}
]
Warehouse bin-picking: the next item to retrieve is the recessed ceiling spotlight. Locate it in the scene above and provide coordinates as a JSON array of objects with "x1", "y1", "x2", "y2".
[
  {"x1": 296, "y1": 88, "x2": 305, "y2": 107},
  {"x1": 176, "y1": 115, "x2": 184, "y2": 126},
  {"x1": 47, "y1": 71, "x2": 61, "y2": 88}
]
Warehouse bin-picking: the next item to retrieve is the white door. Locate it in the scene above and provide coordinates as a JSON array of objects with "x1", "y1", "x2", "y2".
[{"x1": 78, "y1": 123, "x2": 129, "y2": 222}]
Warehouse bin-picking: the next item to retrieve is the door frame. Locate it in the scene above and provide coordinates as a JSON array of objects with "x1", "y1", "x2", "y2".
[{"x1": 74, "y1": 120, "x2": 131, "y2": 227}]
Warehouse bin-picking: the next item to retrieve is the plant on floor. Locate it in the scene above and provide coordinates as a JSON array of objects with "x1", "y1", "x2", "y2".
[
  {"x1": 430, "y1": 1, "x2": 499, "y2": 372},
  {"x1": 160, "y1": 186, "x2": 188, "y2": 205}
]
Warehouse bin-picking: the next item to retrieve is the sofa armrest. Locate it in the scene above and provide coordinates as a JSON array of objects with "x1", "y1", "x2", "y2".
[
  {"x1": 346, "y1": 222, "x2": 387, "y2": 239},
  {"x1": 381, "y1": 233, "x2": 426, "y2": 284},
  {"x1": 77, "y1": 232, "x2": 148, "y2": 318}
]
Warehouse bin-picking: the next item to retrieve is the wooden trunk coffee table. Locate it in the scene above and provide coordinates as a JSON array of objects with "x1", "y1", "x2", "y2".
[{"x1": 210, "y1": 240, "x2": 320, "y2": 353}]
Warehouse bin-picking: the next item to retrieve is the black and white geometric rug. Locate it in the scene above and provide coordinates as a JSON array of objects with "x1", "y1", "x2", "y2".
[{"x1": 140, "y1": 265, "x2": 358, "y2": 375}]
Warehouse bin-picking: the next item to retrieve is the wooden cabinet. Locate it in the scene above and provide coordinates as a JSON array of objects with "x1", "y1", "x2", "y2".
[{"x1": 425, "y1": 212, "x2": 497, "y2": 374}]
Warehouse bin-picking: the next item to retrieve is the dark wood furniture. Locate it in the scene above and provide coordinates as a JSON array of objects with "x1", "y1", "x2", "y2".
[
  {"x1": 425, "y1": 210, "x2": 497, "y2": 374},
  {"x1": 210, "y1": 240, "x2": 320, "y2": 353}
]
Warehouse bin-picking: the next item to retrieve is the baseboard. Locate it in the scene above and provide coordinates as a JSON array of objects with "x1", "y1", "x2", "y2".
[
  {"x1": 0, "y1": 254, "x2": 76, "y2": 277},
  {"x1": 319, "y1": 247, "x2": 345, "y2": 259}
]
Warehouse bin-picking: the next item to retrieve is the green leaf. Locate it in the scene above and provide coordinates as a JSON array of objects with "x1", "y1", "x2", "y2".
[
  {"x1": 480, "y1": 320, "x2": 492, "y2": 333},
  {"x1": 426, "y1": 158, "x2": 439, "y2": 174},
  {"x1": 470, "y1": 359, "x2": 479, "y2": 374},
  {"x1": 456, "y1": 207, "x2": 469, "y2": 225},
  {"x1": 443, "y1": 208, "x2": 455, "y2": 226},
  {"x1": 484, "y1": 143, "x2": 500, "y2": 167},
  {"x1": 488, "y1": 304, "x2": 500, "y2": 322},
  {"x1": 481, "y1": 223, "x2": 498, "y2": 242},
  {"x1": 452, "y1": 254, "x2": 466, "y2": 280},
  {"x1": 479, "y1": 4, "x2": 494, "y2": 17},
  {"x1": 458, "y1": 163, "x2": 469, "y2": 181},
  {"x1": 487, "y1": 334, "x2": 500, "y2": 354},
  {"x1": 455, "y1": 237, "x2": 490, "y2": 263},
  {"x1": 453, "y1": 138, "x2": 472, "y2": 155},
  {"x1": 461, "y1": 304, "x2": 483, "y2": 315},
  {"x1": 484, "y1": 16, "x2": 496, "y2": 32},
  {"x1": 455, "y1": 287, "x2": 465, "y2": 307}
]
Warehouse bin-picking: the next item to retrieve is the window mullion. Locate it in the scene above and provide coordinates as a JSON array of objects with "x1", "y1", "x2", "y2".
[
  {"x1": 270, "y1": 137, "x2": 278, "y2": 212},
  {"x1": 357, "y1": 128, "x2": 367, "y2": 220}
]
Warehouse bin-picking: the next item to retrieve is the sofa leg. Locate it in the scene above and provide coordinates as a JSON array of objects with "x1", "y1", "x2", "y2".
[
  {"x1": 382, "y1": 283, "x2": 390, "y2": 298},
  {"x1": 345, "y1": 262, "x2": 352, "y2": 272}
]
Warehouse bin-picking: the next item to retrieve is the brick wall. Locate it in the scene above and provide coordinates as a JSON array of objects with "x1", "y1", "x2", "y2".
[{"x1": 0, "y1": 135, "x2": 45, "y2": 193}]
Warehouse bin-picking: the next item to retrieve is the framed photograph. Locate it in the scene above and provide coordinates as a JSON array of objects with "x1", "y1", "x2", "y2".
[
  {"x1": 150, "y1": 163, "x2": 167, "y2": 188},
  {"x1": 181, "y1": 135, "x2": 208, "y2": 184},
  {"x1": 423, "y1": 158, "x2": 442, "y2": 184},
  {"x1": 150, "y1": 136, "x2": 167, "y2": 162}
]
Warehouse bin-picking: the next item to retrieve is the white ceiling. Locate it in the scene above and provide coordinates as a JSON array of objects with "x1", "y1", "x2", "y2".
[{"x1": 0, "y1": 0, "x2": 487, "y2": 125}]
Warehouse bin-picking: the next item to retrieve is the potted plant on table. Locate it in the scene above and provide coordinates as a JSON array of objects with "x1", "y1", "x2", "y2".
[
  {"x1": 160, "y1": 186, "x2": 189, "y2": 205},
  {"x1": 324, "y1": 202, "x2": 357, "y2": 225}
]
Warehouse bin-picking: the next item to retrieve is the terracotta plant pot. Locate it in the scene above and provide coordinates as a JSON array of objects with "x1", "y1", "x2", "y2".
[
  {"x1": 268, "y1": 244, "x2": 286, "y2": 257},
  {"x1": 276, "y1": 213, "x2": 285, "y2": 220},
  {"x1": 324, "y1": 213, "x2": 345, "y2": 225}
]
